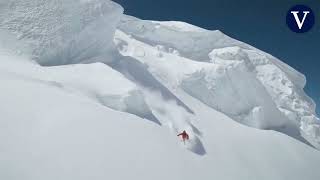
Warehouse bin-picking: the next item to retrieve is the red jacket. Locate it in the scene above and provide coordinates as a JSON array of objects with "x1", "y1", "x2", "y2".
[{"x1": 177, "y1": 130, "x2": 189, "y2": 140}]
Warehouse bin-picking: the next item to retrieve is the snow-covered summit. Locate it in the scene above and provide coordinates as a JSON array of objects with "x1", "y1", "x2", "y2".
[{"x1": 0, "y1": 1, "x2": 319, "y2": 180}]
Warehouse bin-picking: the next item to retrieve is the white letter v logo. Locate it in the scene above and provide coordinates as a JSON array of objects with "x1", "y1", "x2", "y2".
[{"x1": 291, "y1": 11, "x2": 310, "y2": 29}]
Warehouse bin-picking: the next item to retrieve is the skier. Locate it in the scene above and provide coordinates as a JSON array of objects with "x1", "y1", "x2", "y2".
[{"x1": 177, "y1": 130, "x2": 189, "y2": 144}]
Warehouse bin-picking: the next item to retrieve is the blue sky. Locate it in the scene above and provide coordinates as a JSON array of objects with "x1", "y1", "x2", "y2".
[{"x1": 113, "y1": 0, "x2": 320, "y2": 116}]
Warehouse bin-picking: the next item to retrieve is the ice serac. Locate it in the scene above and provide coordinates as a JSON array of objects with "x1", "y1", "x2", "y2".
[
  {"x1": 117, "y1": 15, "x2": 251, "y2": 61},
  {"x1": 116, "y1": 15, "x2": 320, "y2": 148},
  {"x1": 182, "y1": 47, "x2": 288, "y2": 130},
  {"x1": 0, "y1": 0, "x2": 123, "y2": 65},
  {"x1": 1, "y1": 1, "x2": 320, "y2": 179}
]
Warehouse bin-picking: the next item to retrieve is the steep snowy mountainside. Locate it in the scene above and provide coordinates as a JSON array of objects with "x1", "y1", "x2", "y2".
[
  {"x1": 115, "y1": 30, "x2": 287, "y2": 131},
  {"x1": 116, "y1": 15, "x2": 320, "y2": 148},
  {"x1": 0, "y1": 0, "x2": 123, "y2": 66},
  {"x1": 1, "y1": 52, "x2": 320, "y2": 180},
  {"x1": 1, "y1": 1, "x2": 320, "y2": 180}
]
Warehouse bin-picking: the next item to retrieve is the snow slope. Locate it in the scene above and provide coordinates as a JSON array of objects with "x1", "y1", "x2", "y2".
[
  {"x1": 0, "y1": 1, "x2": 320, "y2": 180},
  {"x1": 1, "y1": 52, "x2": 320, "y2": 180}
]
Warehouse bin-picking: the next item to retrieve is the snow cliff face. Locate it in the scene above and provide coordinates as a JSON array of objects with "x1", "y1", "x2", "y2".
[
  {"x1": 0, "y1": 0, "x2": 123, "y2": 65},
  {"x1": 0, "y1": 1, "x2": 320, "y2": 180},
  {"x1": 116, "y1": 15, "x2": 320, "y2": 148}
]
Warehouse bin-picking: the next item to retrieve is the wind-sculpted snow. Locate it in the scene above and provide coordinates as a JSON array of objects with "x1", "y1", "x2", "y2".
[
  {"x1": 181, "y1": 61, "x2": 288, "y2": 130},
  {"x1": 248, "y1": 51, "x2": 320, "y2": 147},
  {"x1": 116, "y1": 31, "x2": 287, "y2": 131},
  {"x1": 1, "y1": 1, "x2": 320, "y2": 179},
  {"x1": 209, "y1": 47, "x2": 320, "y2": 146},
  {"x1": 115, "y1": 23, "x2": 320, "y2": 148},
  {"x1": 0, "y1": 0, "x2": 123, "y2": 65},
  {"x1": 45, "y1": 63, "x2": 157, "y2": 123},
  {"x1": 117, "y1": 15, "x2": 251, "y2": 62},
  {"x1": 0, "y1": 56, "x2": 158, "y2": 124}
]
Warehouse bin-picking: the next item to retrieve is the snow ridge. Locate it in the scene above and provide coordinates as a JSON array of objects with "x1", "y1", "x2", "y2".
[{"x1": 0, "y1": 1, "x2": 320, "y2": 180}]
